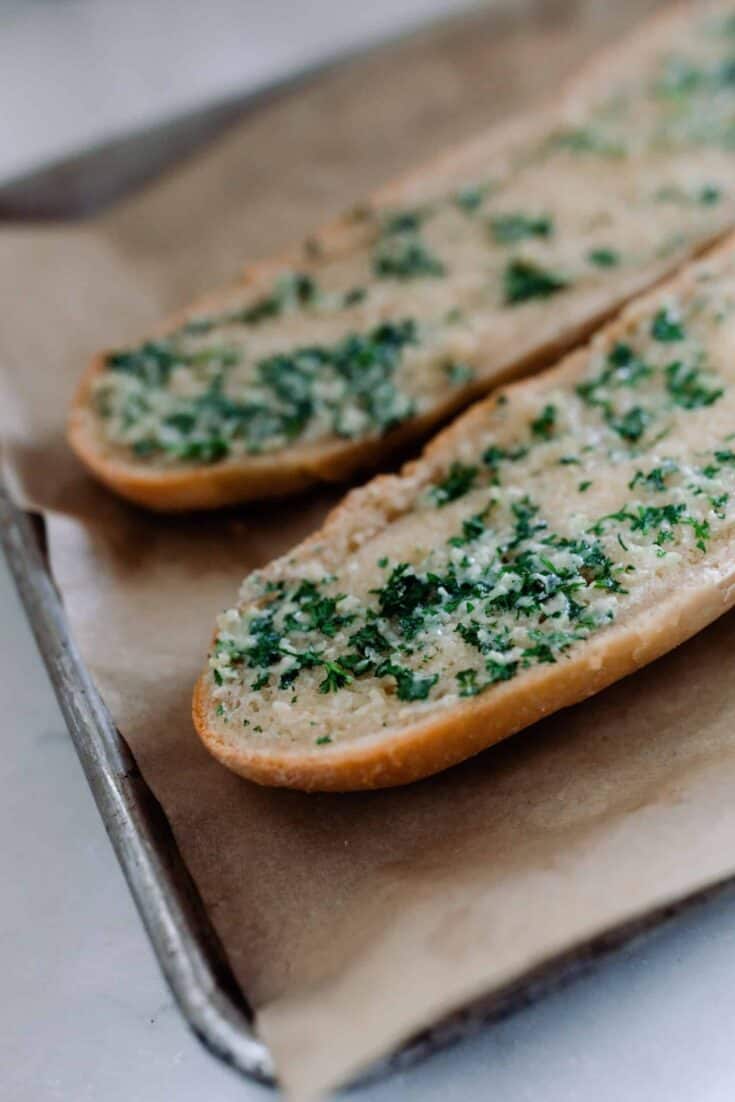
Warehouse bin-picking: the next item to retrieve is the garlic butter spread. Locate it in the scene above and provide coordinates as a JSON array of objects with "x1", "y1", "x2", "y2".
[{"x1": 208, "y1": 250, "x2": 735, "y2": 742}]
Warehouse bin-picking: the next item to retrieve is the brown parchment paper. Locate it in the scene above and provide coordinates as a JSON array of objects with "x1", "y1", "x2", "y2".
[{"x1": 8, "y1": 1, "x2": 735, "y2": 1098}]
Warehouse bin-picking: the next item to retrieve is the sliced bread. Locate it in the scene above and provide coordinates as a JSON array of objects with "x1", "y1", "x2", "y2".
[
  {"x1": 71, "y1": 3, "x2": 735, "y2": 510},
  {"x1": 194, "y1": 234, "x2": 735, "y2": 788}
]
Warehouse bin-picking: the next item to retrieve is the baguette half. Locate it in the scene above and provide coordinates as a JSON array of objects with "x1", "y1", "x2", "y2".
[
  {"x1": 70, "y1": 2, "x2": 735, "y2": 510},
  {"x1": 194, "y1": 235, "x2": 735, "y2": 789}
]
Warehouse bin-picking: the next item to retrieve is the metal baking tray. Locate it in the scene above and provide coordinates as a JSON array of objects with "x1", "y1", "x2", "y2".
[
  {"x1": 5, "y1": 8, "x2": 735, "y2": 1090},
  {"x1": 0, "y1": 486, "x2": 274, "y2": 1084},
  {"x1": 5, "y1": 486, "x2": 735, "y2": 1092}
]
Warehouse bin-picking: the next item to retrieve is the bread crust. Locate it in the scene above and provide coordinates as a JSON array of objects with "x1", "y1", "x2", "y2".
[
  {"x1": 192, "y1": 231, "x2": 735, "y2": 789},
  {"x1": 68, "y1": 1, "x2": 724, "y2": 511}
]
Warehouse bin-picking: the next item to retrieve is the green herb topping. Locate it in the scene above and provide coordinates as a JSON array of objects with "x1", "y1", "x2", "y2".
[
  {"x1": 530, "y1": 404, "x2": 557, "y2": 440},
  {"x1": 628, "y1": 461, "x2": 679, "y2": 492},
  {"x1": 588, "y1": 248, "x2": 620, "y2": 268},
  {"x1": 97, "y1": 14, "x2": 735, "y2": 476},
  {"x1": 373, "y1": 209, "x2": 445, "y2": 280},
  {"x1": 430, "y1": 463, "x2": 479, "y2": 506},
  {"x1": 212, "y1": 494, "x2": 635, "y2": 706},
  {"x1": 574, "y1": 319, "x2": 726, "y2": 445},
  {"x1": 454, "y1": 183, "x2": 493, "y2": 213},
  {"x1": 665, "y1": 360, "x2": 723, "y2": 409},
  {"x1": 100, "y1": 319, "x2": 420, "y2": 462},
  {"x1": 651, "y1": 307, "x2": 685, "y2": 342},
  {"x1": 212, "y1": 431, "x2": 735, "y2": 724},
  {"x1": 503, "y1": 259, "x2": 569, "y2": 305},
  {"x1": 489, "y1": 213, "x2": 553, "y2": 245}
]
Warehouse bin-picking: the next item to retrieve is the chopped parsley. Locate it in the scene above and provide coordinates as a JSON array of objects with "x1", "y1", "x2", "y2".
[
  {"x1": 576, "y1": 342, "x2": 656, "y2": 442},
  {"x1": 449, "y1": 510, "x2": 490, "y2": 547},
  {"x1": 592, "y1": 502, "x2": 711, "y2": 551},
  {"x1": 343, "y1": 286, "x2": 367, "y2": 307},
  {"x1": 374, "y1": 237, "x2": 445, "y2": 280},
  {"x1": 588, "y1": 247, "x2": 620, "y2": 268},
  {"x1": 699, "y1": 183, "x2": 722, "y2": 205},
  {"x1": 230, "y1": 272, "x2": 319, "y2": 325},
  {"x1": 373, "y1": 209, "x2": 445, "y2": 279},
  {"x1": 101, "y1": 319, "x2": 420, "y2": 462},
  {"x1": 489, "y1": 212, "x2": 553, "y2": 245},
  {"x1": 651, "y1": 307, "x2": 685, "y2": 342},
  {"x1": 376, "y1": 663, "x2": 438, "y2": 702},
  {"x1": 375, "y1": 563, "x2": 435, "y2": 638},
  {"x1": 654, "y1": 183, "x2": 724, "y2": 206},
  {"x1": 178, "y1": 272, "x2": 322, "y2": 335},
  {"x1": 482, "y1": 444, "x2": 528, "y2": 481},
  {"x1": 609, "y1": 406, "x2": 652, "y2": 443},
  {"x1": 319, "y1": 661, "x2": 354, "y2": 694},
  {"x1": 456, "y1": 669, "x2": 481, "y2": 697},
  {"x1": 283, "y1": 581, "x2": 355, "y2": 637},
  {"x1": 430, "y1": 463, "x2": 479, "y2": 506},
  {"x1": 628, "y1": 461, "x2": 679, "y2": 492},
  {"x1": 530, "y1": 404, "x2": 557, "y2": 441},
  {"x1": 503, "y1": 259, "x2": 569, "y2": 305},
  {"x1": 575, "y1": 320, "x2": 725, "y2": 441},
  {"x1": 106, "y1": 339, "x2": 236, "y2": 388},
  {"x1": 585, "y1": 342, "x2": 654, "y2": 391},
  {"x1": 665, "y1": 360, "x2": 723, "y2": 410},
  {"x1": 382, "y1": 210, "x2": 424, "y2": 234},
  {"x1": 454, "y1": 183, "x2": 493, "y2": 213}
]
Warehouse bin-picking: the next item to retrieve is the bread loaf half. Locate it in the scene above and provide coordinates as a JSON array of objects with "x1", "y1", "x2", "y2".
[
  {"x1": 71, "y1": 3, "x2": 735, "y2": 510},
  {"x1": 194, "y1": 235, "x2": 735, "y2": 788}
]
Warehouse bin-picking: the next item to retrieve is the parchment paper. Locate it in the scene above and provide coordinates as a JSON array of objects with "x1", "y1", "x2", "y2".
[{"x1": 8, "y1": 1, "x2": 735, "y2": 1098}]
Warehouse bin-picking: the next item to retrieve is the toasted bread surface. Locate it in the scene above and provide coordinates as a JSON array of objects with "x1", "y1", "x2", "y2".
[
  {"x1": 71, "y1": 2, "x2": 735, "y2": 510},
  {"x1": 194, "y1": 236, "x2": 735, "y2": 789}
]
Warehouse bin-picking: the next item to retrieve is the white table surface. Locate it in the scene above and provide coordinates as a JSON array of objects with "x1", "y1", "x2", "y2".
[{"x1": 4, "y1": 2, "x2": 735, "y2": 1100}]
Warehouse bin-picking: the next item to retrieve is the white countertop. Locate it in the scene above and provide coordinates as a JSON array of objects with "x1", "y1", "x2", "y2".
[{"x1": 4, "y1": 2, "x2": 735, "y2": 1099}]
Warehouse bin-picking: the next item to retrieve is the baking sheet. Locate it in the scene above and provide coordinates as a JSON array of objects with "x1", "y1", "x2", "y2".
[
  {"x1": 0, "y1": 488, "x2": 275, "y2": 1085},
  {"x1": 11, "y1": 2, "x2": 735, "y2": 1099}
]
